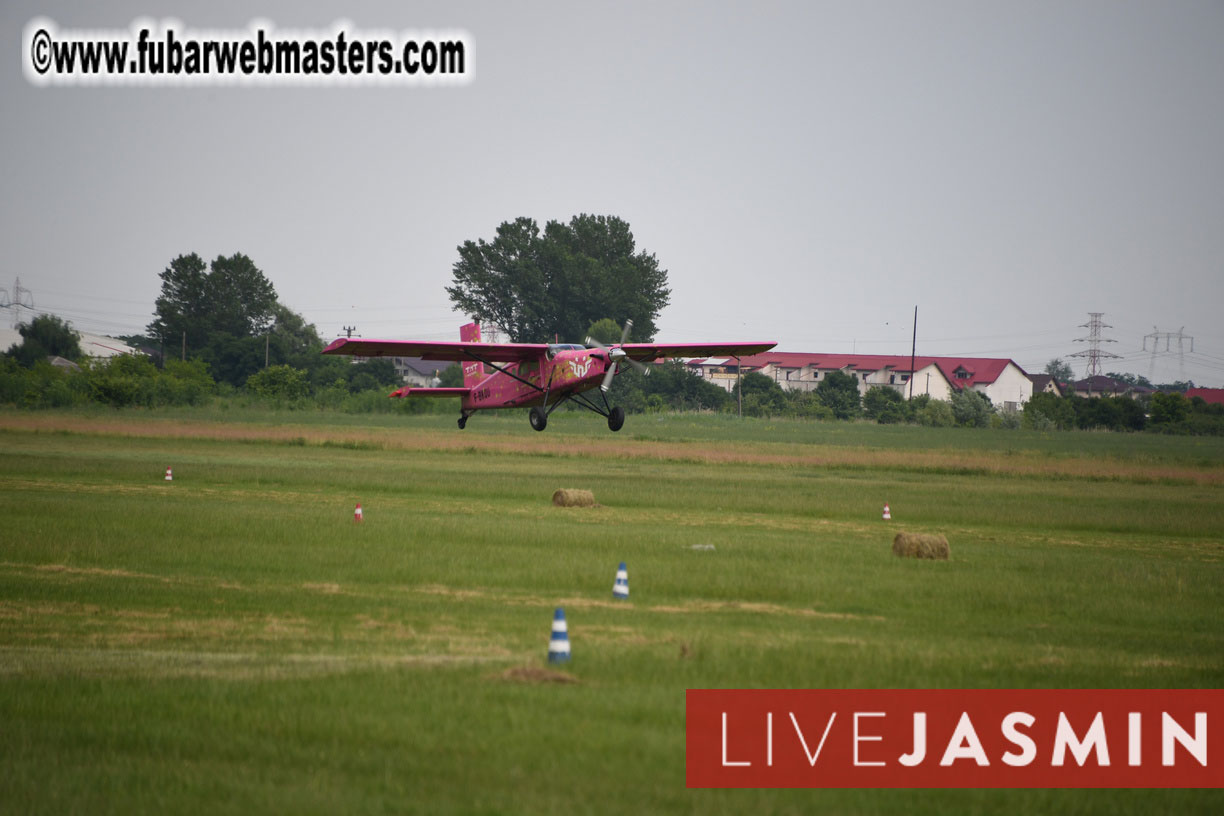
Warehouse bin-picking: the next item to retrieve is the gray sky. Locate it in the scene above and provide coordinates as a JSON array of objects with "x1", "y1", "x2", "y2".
[{"x1": 4, "y1": 0, "x2": 1223, "y2": 385}]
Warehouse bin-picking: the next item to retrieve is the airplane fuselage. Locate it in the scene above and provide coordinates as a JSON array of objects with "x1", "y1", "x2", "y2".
[{"x1": 462, "y1": 347, "x2": 613, "y2": 411}]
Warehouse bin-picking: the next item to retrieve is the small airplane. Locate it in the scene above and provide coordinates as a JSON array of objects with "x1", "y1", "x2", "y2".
[{"x1": 322, "y1": 321, "x2": 775, "y2": 431}]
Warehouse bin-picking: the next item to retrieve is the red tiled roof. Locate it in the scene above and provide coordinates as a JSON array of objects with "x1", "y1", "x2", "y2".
[
  {"x1": 1186, "y1": 388, "x2": 1224, "y2": 405},
  {"x1": 688, "y1": 352, "x2": 1024, "y2": 390}
]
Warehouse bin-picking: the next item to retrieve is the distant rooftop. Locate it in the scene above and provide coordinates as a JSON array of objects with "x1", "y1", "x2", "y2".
[{"x1": 0, "y1": 327, "x2": 138, "y2": 359}]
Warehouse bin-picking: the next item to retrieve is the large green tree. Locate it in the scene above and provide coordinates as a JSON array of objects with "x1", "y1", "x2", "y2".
[
  {"x1": 447, "y1": 214, "x2": 670, "y2": 343},
  {"x1": 584, "y1": 318, "x2": 626, "y2": 346},
  {"x1": 815, "y1": 370, "x2": 862, "y2": 419},
  {"x1": 731, "y1": 371, "x2": 788, "y2": 417},
  {"x1": 6, "y1": 314, "x2": 83, "y2": 367},
  {"x1": 206, "y1": 254, "x2": 278, "y2": 336},
  {"x1": 148, "y1": 252, "x2": 308, "y2": 387},
  {"x1": 148, "y1": 252, "x2": 278, "y2": 354}
]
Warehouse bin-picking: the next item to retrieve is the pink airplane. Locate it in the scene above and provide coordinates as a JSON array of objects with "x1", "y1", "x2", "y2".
[{"x1": 322, "y1": 321, "x2": 775, "y2": 432}]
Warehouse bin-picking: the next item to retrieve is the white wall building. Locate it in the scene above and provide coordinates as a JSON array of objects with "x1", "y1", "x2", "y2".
[
  {"x1": 0, "y1": 327, "x2": 138, "y2": 359},
  {"x1": 688, "y1": 352, "x2": 1033, "y2": 409}
]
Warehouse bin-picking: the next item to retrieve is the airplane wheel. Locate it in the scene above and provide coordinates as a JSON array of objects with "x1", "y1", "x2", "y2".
[
  {"x1": 608, "y1": 406, "x2": 625, "y2": 432},
  {"x1": 529, "y1": 407, "x2": 548, "y2": 432},
  {"x1": 457, "y1": 416, "x2": 467, "y2": 430}
]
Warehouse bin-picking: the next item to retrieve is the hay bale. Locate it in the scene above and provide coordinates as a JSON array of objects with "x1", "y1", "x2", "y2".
[
  {"x1": 892, "y1": 532, "x2": 950, "y2": 560},
  {"x1": 552, "y1": 488, "x2": 597, "y2": 508}
]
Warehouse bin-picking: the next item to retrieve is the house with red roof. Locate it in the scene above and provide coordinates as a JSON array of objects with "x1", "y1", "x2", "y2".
[
  {"x1": 1186, "y1": 388, "x2": 1224, "y2": 405},
  {"x1": 687, "y1": 352, "x2": 1034, "y2": 410}
]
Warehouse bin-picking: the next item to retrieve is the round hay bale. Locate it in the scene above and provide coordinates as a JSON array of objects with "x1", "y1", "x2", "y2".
[
  {"x1": 892, "y1": 532, "x2": 950, "y2": 560},
  {"x1": 552, "y1": 488, "x2": 597, "y2": 508}
]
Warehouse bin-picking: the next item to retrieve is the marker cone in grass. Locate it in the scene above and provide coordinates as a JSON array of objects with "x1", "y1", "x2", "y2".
[
  {"x1": 883, "y1": 503, "x2": 891, "y2": 521},
  {"x1": 165, "y1": 467, "x2": 173, "y2": 481},
  {"x1": 613, "y1": 562, "x2": 629, "y2": 600},
  {"x1": 548, "y1": 607, "x2": 571, "y2": 663},
  {"x1": 354, "y1": 503, "x2": 363, "y2": 523}
]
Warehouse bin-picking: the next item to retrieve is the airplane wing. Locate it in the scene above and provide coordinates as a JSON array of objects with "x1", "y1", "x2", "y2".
[
  {"x1": 619, "y1": 342, "x2": 777, "y2": 362},
  {"x1": 322, "y1": 338, "x2": 551, "y2": 363},
  {"x1": 389, "y1": 386, "x2": 471, "y2": 398}
]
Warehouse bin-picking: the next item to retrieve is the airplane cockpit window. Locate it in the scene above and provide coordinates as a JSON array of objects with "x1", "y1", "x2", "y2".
[{"x1": 548, "y1": 344, "x2": 586, "y2": 356}]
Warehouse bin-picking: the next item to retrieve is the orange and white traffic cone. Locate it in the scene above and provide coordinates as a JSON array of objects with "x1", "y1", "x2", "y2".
[
  {"x1": 165, "y1": 467, "x2": 173, "y2": 481},
  {"x1": 882, "y1": 503, "x2": 891, "y2": 520},
  {"x1": 354, "y1": 503, "x2": 363, "y2": 523}
]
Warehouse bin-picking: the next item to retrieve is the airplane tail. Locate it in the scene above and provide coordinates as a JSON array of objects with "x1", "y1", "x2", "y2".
[{"x1": 460, "y1": 322, "x2": 485, "y2": 387}]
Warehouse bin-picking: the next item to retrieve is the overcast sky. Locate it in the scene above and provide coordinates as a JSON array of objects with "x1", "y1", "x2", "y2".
[{"x1": 4, "y1": 1, "x2": 1223, "y2": 385}]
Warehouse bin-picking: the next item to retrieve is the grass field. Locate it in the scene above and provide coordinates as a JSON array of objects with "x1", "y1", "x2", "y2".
[{"x1": 1, "y1": 407, "x2": 1222, "y2": 814}]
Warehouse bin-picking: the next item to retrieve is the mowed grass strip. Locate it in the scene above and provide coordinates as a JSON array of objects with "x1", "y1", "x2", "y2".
[
  {"x1": 3, "y1": 409, "x2": 1222, "y2": 484},
  {"x1": 0, "y1": 413, "x2": 1222, "y2": 814}
]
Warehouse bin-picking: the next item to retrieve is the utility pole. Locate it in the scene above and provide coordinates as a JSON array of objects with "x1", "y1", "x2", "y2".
[
  {"x1": 342, "y1": 325, "x2": 359, "y2": 338},
  {"x1": 908, "y1": 305, "x2": 917, "y2": 400},
  {"x1": 735, "y1": 356, "x2": 742, "y2": 418}
]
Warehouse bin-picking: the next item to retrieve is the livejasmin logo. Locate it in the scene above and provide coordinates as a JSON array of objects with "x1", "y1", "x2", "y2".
[{"x1": 686, "y1": 689, "x2": 1223, "y2": 788}]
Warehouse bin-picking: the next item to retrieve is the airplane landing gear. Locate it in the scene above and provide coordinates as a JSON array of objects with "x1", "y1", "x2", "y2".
[
  {"x1": 607, "y1": 406, "x2": 625, "y2": 432},
  {"x1": 458, "y1": 415, "x2": 468, "y2": 429},
  {"x1": 529, "y1": 406, "x2": 548, "y2": 432}
]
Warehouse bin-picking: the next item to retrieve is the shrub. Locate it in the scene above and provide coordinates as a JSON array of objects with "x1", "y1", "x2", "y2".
[
  {"x1": 246, "y1": 365, "x2": 310, "y2": 400},
  {"x1": 1149, "y1": 392, "x2": 1190, "y2": 425},
  {"x1": 916, "y1": 399, "x2": 955, "y2": 428},
  {"x1": 950, "y1": 389, "x2": 993, "y2": 428},
  {"x1": 88, "y1": 356, "x2": 158, "y2": 407},
  {"x1": 787, "y1": 391, "x2": 835, "y2": 421},
  {"x1": 1024, "y1": 392, "x2": 1075, "y2": 430},
  {"x1": 992, "y1": 408, "x2": 1022, "y2": 430},
  {"x1": 863, "y1": 386, "x2": 906, "y2": 424}
]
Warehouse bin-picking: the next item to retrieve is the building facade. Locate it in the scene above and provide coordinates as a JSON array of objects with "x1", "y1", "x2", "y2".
[{"x1": 688, "y1": 352, "x2": 1033, "y2": 409}]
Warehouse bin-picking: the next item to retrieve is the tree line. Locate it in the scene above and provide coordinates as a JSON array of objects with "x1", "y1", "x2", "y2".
[{"x1": 4, "y1": 221, "x2": 1221, "y2": 435}]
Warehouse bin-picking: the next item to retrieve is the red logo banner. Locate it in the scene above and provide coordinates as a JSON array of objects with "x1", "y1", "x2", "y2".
[{"x1": 686, "y1": 689, "x2": 1223, "y2": 788}]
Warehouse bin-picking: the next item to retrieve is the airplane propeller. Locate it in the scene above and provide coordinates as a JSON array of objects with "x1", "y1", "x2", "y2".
[{"x1": 585, "y1": 319, "x2": 650, "y2": 391}]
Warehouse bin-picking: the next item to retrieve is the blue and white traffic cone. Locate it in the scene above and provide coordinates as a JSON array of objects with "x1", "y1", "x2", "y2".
[
  {"x1": 548, "y1": 607, "x2": 571, "y2": 663},
  {"x1": 613, "y1": 562, "x2": 629, "y2": 600}
]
